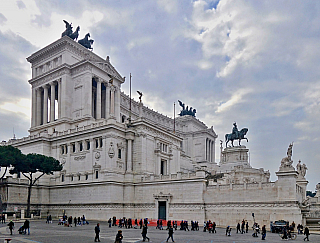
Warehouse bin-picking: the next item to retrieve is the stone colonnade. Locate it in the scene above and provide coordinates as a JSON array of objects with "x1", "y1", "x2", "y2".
[
  {"x1": 32, "y1": 76, "x2": 120, "y2": 127},
  {"x1": 91, "y1": 77, "x2": 119, "y2": 120},
  {"x1": 32, "y1": 80, "x2": 60, "y2": 127}
]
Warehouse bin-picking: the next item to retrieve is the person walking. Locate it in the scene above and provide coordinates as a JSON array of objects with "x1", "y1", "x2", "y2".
[
  {"x1": 115, "y1": 230, "x2": 123, "y2": 243},
  {"x1": 304, "y1": 226, "x2": 310, "y2": 241},
  {"x1": 166, "y1": 226, "x2": 174, "y2": 242},
  {"x1": 74, "y1": 216, "x2": 77, "y2": 227},
  {"x1": 94, "y1": 223, "x2": 100, "y2": 242},
  {"x1": 236, "y1": 222, "x2": 241, "y2": 233},
  {"x1": 7, "y1": 220, "x2": 14, "y2": 235},
  {"x1": 141, "y1": 224, "x2": 150, "y2": 241},
  {"x1": 23, "y1": 219, "x2": 30, "y2": 235},
  {"x1": 261, "y1": 225, "x2": 266, "y2": 240}
]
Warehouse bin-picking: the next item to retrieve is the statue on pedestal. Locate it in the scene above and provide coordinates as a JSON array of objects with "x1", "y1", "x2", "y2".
[
  {"x1": 225, "y1": 122, "x2": 249, "y2": 147},
  {"x1": 280, "y1": 143, "x2": 294, "y2": 170}
]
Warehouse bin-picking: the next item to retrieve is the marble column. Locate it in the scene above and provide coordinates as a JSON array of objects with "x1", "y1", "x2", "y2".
[
  {"x1": 115, "y1": 85, "x2": 121, "y2": 122},
  {"x1": 110, "y1": 85, "x2": 115, "y2": 117},
  {"x1": 105, "y1": 84, "x2": 110, "y2": 119},
  {"x1": 36, "y1": 88, "x2": 42, "y2": 126},
  {"x1": 50, "y1": 82, "x2": 55, "y2": 122},
  {"x1": 43, "y1": 85, "x2": 48, "y2": 124},
  {"x1": 58, "y1": 79, "x2": 61, "y2": 119},
  {"x1": 127, "y1": 139, "x2": 133, "y2": 172},
  {"x1": 96, "y1": 79, "x2": 101, "y2": 119},
  {"x1": 31, "y1": 87, "x2": 36, "y2": 127}
]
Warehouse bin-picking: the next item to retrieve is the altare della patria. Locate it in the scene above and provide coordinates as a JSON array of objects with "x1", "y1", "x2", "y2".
[{"x1": 0, "y1": 20, "x2": 319, "y2": 231}]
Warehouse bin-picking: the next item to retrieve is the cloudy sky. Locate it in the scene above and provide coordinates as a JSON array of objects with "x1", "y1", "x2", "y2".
[{"x1": 0, "y1": 0, "x2": 319, "y2": 191}]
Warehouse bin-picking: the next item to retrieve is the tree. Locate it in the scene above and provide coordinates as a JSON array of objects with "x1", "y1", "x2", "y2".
[
  {"x1": 10, "y1": 153, "x2": 63, "y2": 217},
  {"x1": 0, "y1": 145, "x2": 24, "y2": 179}
]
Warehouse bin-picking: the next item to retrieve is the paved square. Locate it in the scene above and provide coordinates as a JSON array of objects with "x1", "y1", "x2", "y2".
[{"x1": 0, "y1": 220, "x2": 318, "y2": 243}]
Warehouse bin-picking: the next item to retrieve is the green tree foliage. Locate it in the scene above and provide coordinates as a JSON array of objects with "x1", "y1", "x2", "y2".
[
  {"x1": 0, "y1": 145, "x2": 24, "y2": 179},
  {"x1": 10, "y1": 153, "x2": 63, "y2": 217}
]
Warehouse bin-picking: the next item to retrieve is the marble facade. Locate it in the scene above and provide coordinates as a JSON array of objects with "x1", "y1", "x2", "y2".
[{"x1": 0, "y1": 36, "x2": 313, "y2": 228}]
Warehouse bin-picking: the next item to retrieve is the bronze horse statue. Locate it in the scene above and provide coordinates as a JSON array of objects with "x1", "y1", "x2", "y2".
[
  {"x1": 225, "y1": 128, "x2": 248, "y2": 147},
  {"x1": 78, "y1": 33, "x2": 94, "y2": 50},
  {"x1": 61, "y1": 20, "x2": 73, "y2": 38},
  {"x1": 69, "y1": 26, "x2": 80, "y2": 40}
]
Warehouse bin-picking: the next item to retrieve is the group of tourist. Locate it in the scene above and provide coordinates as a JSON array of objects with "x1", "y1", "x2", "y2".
[
  {"x1": 58, "y1": 214, "x2": 88, "y2": 227},
  {"x1": 204, "y1": 220, "x2": 217, "y2": 233},
  {"x1": 7, "y1": 219, "x2": 30, "y2": 235}
]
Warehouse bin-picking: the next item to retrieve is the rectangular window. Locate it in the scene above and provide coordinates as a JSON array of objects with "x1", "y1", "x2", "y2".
[
  {"x1": 99, "y1": 138, "x2": 103, "y2": 147},
  {"x1": 78, "y1": 175, "x2": 81, "y2": 181},
  {"x1": 61, "y1": 146, "x2": 64, "y2": 154},
  {"x1": 72, "y1": 143, "x2": 76, "y2": 153},
  {"x1": 61, "y1": 174, "x2": 65, "y2": 182},
  {"x1": 85, "y1": 174, "x2": 88, "y2": 180},
  {"x1": 95, "y1": 139, "x2": 99, "y2": 148},
  {"x1": 71, "y1": 176, "x2": 73, "y2": 181},
  {"x1": 161, "y1": 160, "x2": 167, "y2": 175},
  {"x1": 65, "y1": 145, "x2": 68, "y2": 154},
  {"x1": 118, "y1": 149, "x2": 121, "y2": 159},
  {"x1": 79, "y1": 142, "x2": 83, "y2": 151},
  {"x1": 86, "y1": 141, "x2": 90, "y2": 150},
  {"x1": 95, "y1": 171, "x2": 99, "y2": 179}
]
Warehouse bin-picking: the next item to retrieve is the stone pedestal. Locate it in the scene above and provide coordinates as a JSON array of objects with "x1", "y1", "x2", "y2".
[
  {"x1": 220, "y1": 146, "x2": 250, "y2": 171},
  {"x1": 296, "y1": 177, "x2": 309, "y2": 201},
  {"x1": 276, "y1": 169, "x2": 299, "y2": 201}
]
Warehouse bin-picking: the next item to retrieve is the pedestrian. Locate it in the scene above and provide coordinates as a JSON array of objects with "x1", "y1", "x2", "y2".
[
  {"x1": 246, "y1": 221, "x2": 249, "y2": 233},
  {"x1": 166, "y1": 226, "x2": 174, "y2": 242},
  {"x1": 226, "y1": 226, "x2": 231, "y2": 236},
  {"x1": 68, "y1": 216, "x2": 72, "y2": 227},
  {"x1": 304, "y1": 226, "x2": 310, "y2": 241},
  {"x1": 74, "y1": 216, "x2": 77, "y2": 227},
  {"x1": 212, "y1": 222, "x2": 216, "y2": 233},
  {"x1": 7, "y1": 220, "x2": 14, "y2": 235},
  {"x1": 261, "y1": 225, "x2": 266, "y2": 240},
  {"x1": 108, "y1": 218, "x2": 112, "y2": 227},
  {"x1": 94, "y1": 223, "x2": 100, "y2": 242},
  {"x1": 236, "y1": 222, "x2": 240, "y2": 233},
  {"x1": 241, "y1": 220, "x2": 245, "y2": 234},
  {"x1": 115, "y1": 230, "x2": 123, "y2": 243},
  {"x1": 141, "y1": 224, "x2": 150, "y2": 241},
  {"x1": 2, "y1": 214, "x2": 5, "y2": 224},
  {"x1": 49, "y1": 215, "x2": 52, "y2": 224},
  {"x1": 23, "y1": 219, "x2": 30, "y2": 235}
]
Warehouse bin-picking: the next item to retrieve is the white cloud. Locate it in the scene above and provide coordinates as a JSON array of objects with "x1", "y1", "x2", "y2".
[
  {"x1": 216, "y1": 88, "x2": 252, "y2": 113},
  {"x1": 0, "y1": 98, "x2": 31, "y2": 118},
  {"x1": 157, "y1": 0, "x2": 178, "y2": 13}
]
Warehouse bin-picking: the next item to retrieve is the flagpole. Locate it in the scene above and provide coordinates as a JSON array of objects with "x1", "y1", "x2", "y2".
[
  {"x1": 129, "y1": 73, "x2": 132, "y2": 126},
  {"x1": 173, "y1": 102, "x2": 175, "y2": 133}
]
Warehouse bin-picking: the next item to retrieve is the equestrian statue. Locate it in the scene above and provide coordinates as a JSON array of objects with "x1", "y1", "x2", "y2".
[
  {"x1": 61, "y1": 20, "x2": 94, "y2": 49},
  {"x1": 225, "y1": 122, "x2": 248, "y2": 147},
  {"x1": 178, "y1": 100, "x2": 196, "y2": 117}
]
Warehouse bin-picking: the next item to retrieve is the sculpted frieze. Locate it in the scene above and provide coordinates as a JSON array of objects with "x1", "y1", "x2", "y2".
[
  {"x1": 71, "y1": 64, "x2": 92, "y2": 76},
  {"x1": 32, "y1": 68, "x2": 70, "y2": 87},
  {"x1": 30, "y1": 42, "x2": 66, "y2": 66}
]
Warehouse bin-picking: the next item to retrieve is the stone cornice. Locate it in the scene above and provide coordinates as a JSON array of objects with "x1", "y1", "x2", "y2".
[{"x1": 26, "y1": 36, "x2": 124, "y2": 82}]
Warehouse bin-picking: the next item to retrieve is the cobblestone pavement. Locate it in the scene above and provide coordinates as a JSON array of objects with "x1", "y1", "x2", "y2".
[{"x1": 0, "y1": 220, "x2": 319, "y2": 243}]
